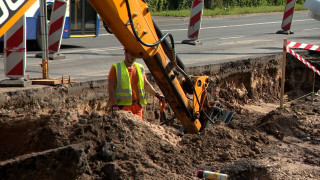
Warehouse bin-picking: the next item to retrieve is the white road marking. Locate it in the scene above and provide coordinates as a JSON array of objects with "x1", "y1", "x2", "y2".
[
  {"x1": 161, "y1": 19, "x2": 314, "y2": 32},
  {"x1": 60, "y1": 46, "x2": 124, "y2": 53},
  {"x1": 302, "y1": 28, "x2": 320, "y2": 31},
  {"x1": 99, "y1": 19, "x2": 314, "y2": 35}
]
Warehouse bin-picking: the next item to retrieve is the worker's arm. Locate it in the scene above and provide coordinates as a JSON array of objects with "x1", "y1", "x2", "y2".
[
  {"x1": 108, "y1": 78, "x2": 117, "y2": 106},
  {"x1": 108, "y1": 66, "x2": 117, "y2": 107},
  {"x1": 144, "y1": 75, "x2": 165, "y2": 101},
  {"x1": 144, "y1": 76, "x2": 157, "y2": 96}
]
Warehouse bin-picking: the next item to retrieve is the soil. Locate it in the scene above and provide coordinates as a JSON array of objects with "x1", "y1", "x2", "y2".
[{"x1": 0, "y1": 52, "x2": 320, "y2": 180}]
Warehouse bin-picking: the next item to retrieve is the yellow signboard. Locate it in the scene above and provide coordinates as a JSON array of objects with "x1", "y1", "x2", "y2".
[{"x1": 0, "y1": 0, "x2": 37, "y2": 38}]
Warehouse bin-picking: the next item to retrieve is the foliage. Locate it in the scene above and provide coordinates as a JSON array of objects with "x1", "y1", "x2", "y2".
[
  {"x1": 145, "y1": 0, "x2": 193, "y2": 11},
  {"x1": 151, "y1": 4, "x2": 306, "y2": 17},
  {"x1": 145, "y1": 0, "x2": 306, "y2": 11},
  {"x1": 144, "y1": 0, "x2": 165, "y2": 11},
  {"x1": 210, "y1": 0, "x2": 305, "y2": 8}
]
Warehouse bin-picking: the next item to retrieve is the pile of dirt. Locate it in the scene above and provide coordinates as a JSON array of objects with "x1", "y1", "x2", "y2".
[
  {"x1": 1, "y1": 96, "x2": 319, "y2": 179},
  {"x1": 0, "y1": 53, "x2": 320, "y2": 179}
]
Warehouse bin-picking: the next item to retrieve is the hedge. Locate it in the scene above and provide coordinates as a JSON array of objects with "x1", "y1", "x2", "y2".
[{"x1": 145, "y1": 0, "x2": 305, "y2": 11}]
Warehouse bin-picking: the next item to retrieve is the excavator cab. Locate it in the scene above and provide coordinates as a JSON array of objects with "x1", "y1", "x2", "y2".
[{"x1": 88, "y1": 0, "x2": 233, "y2": 133}]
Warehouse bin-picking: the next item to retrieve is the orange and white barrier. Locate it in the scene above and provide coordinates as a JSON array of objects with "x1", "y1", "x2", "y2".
[
  {"x1": 285, "y1": 40, "x2": 320, "y2": 76},
  {"x1": 48, "y1": 0, "x2": 67, "y2": 53},
  {"x1": 187, "y1": 0, "x2": 204, "y2": 40},
  {"x1": 3, "y1": 15, "x2": 26, "y2": 79},
  {"x1": 277, "y1": 0, "x2": 296, "y2": 34}
]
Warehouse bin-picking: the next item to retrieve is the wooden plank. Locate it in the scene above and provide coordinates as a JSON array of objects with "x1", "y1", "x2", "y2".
[{"x1": 31, "y1": 76, "x2": 76, "y2": 86}]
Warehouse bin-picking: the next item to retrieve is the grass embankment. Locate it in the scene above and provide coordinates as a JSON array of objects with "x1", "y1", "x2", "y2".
[{"x1": 152, "y1": 4, "x2": 306, "y2": 17}]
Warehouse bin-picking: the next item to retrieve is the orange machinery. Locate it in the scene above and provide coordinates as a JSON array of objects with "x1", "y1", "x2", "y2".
[{"x1": 88, "y1": 0, "x2": 233, "y2": 133}]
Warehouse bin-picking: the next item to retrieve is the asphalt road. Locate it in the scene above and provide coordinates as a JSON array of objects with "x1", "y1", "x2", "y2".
[{"x1": 1, "y1": 11, "x2": 319, "y2": 82}]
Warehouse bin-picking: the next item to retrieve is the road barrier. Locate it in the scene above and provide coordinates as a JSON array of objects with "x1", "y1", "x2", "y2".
[
  {"x1": 48, "y1": 0, "x2": 67, "y2": 53},
  {"x1": 280, "y1": 38, "x2": 320, "y2": 108},
  {"x1": 182, "y1": 0, "x2": 204, "y2": 45},
  {"x1": 277, "y1": 0, "x2": 296, "y2": 34},
  {"x1": 3, "y1": 15, "x2": 26, "y2": 79},
  {"x1": 287, "y1": 41, "x2": 320, "y2": 52},
  {"x1": 286, "y1": 40, "x2": 320, "y2": 76}
]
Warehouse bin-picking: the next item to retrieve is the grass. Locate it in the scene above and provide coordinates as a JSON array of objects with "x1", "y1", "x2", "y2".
[{"x1": 151, "y1": 4, "x2": 306, "y2": 17}]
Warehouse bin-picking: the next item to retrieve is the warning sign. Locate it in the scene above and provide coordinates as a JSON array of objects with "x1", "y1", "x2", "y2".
[{"x1": 0, "y1": 0, "x2": 37, "y2": 38}]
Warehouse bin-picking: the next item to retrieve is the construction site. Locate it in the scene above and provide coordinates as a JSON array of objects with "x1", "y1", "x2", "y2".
[
  {"x1": 1, "y1": 0, "x2": 320, "y2": 179},
  {"x1": 0, "y1": 51, "x2": 319, "y2": 179}
]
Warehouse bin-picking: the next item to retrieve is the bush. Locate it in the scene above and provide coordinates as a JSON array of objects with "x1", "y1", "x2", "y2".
[
  {"x1": 145, "y1": 0, "x2": 305, "y2": 11},
  {"x1": 145, "y1": 0, "x2": 168, "y2": 11},
  {"x1": 145, "y1": 0, "x2": 193, "y2": 11},
  {"x1": 210, "y1": 0, "x2": 305, "y2": 8}
]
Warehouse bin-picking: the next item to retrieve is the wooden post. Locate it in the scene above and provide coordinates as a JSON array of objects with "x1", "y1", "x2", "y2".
[
  {"x1": 280, "y1": 38, "x2": 287, "y2": 108},
  {"x1": 312, "y1": 72, "x2": 315, "y2": 104}
]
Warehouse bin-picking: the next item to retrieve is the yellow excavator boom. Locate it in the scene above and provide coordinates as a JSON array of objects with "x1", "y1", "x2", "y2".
[{"x1": 88, "y1": 0, "x2": 232, "y2": 133}]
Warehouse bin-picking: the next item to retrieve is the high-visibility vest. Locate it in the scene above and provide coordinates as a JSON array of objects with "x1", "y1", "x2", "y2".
[{"x1": 113, "y1": 61, "x2": 147, "y2": 106}]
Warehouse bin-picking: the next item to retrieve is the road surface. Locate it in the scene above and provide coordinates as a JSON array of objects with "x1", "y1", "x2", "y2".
[{"x1": 0, "y1": 11, "x2": 319, "y2": 82}]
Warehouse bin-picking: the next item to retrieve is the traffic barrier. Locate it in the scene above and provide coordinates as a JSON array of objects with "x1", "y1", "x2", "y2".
[
  {"x1": 287, "y1": 47, "x2": 320, "y2": 76},
  {"x1": 286, "y1": 40, "x2": 320, "y2": 76},
  {"x1": 287, "y1": 41, "x2": 320, "y2": 51},
  {"x1": 182, "y1": 0, "x2": 204, "y2": 45},
  {"x1": 48, "y1": 0, "x2": 67, "y2": 53},
  {"x1": 280, "y1": 39, "x2": 320, "y2": 108},
  {"x1": 276, "y1": 0, "x2": 296, "y2": 34},
  {"x1": 3, "y1": 15, "x2": 26, "y2": 79}
]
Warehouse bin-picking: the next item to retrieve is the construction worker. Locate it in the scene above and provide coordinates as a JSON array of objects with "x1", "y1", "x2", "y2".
[{"x1": 108, "y1": 49, "x2": 164, "y2": 118}]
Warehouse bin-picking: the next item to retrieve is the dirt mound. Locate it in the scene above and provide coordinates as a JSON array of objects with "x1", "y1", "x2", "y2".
[
  {"x1": 2, "y1": 98, "x2": 319, "y2": 179},
  {"x1": 0, "y1": 54, "x2": 320, "y2": 179}
]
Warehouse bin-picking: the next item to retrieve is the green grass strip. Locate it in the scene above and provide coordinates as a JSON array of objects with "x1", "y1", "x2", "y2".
[{"x1": 152, "y1": 5, "x2": 306, "y2": 17}]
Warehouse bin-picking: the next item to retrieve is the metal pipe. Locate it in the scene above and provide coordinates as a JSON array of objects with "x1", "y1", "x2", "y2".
[{"x1": 39, "y1": 0, "x2": 49, "y2": 79}]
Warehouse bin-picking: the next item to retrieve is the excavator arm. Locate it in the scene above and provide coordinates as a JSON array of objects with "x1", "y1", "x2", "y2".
[{"x1": 88, "y1": 0, "x2": 232, "y2": 133}]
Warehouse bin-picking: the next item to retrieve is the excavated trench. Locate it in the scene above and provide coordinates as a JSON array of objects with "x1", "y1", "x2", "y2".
[{"x1": 0, "y1": 52, "x2": 319, "y2": 179}]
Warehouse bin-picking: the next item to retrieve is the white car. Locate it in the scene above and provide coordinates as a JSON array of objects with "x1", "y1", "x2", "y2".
[{"x1": 304, "y1": 0, "x2": 320, "y2": 21}]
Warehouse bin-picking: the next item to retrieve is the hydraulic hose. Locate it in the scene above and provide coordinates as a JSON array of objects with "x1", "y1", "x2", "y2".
[
  {"x1": 125, "y1": 0, "x2": 215, "y2": 126},
  {"x1": 153, "y1": 19, "x2": 185, "y2": 70},
  {"x1": 125, "y1": 0, "x2": 175, "y2": 49}
]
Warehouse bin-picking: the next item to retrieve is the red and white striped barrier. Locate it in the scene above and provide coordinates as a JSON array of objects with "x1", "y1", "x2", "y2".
[
  {"x1": 287, "y1": 47, "x2": 320, "y2": 76},
  {"x1": 277, "y1": 0, "x2": 296, "y2": 34},
  {"x1": 187, "y1": 0, "x2": 204, "y2": 40},
  {"x1": 48, "y1": 0, "x2": 67, "y2": 53},
  {"x1": 287, "y1": 41, "x2": 320, "y2": 52},
  {"x1": 3, "y1": 15, "x2": 26, "y2": 79},
  {"x1": 284, "y1": 40, "x2": 320, "y2": 76},
  {"x1": 280, "y1": 39, "x2": 319, "y2": 108}
]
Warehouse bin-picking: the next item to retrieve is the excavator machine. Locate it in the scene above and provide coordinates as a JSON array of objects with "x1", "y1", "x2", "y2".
[{"x1": 88, "y1": 0, "x2": 233, "y2": 134}]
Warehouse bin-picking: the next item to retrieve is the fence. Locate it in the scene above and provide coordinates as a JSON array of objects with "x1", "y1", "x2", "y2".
[{"x1": 280, "y1": 38, "x2": 320, "y2": 108}]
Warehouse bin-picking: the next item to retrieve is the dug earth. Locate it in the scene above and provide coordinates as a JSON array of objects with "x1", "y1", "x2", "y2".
[{"x1": 0, "y1": 52, "x2": 319, "y2": 179}]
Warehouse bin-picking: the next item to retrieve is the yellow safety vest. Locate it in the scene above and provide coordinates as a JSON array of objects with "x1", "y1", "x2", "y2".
[{"x1": 113, "y1": 61, "x2": 147, "y2": 106}]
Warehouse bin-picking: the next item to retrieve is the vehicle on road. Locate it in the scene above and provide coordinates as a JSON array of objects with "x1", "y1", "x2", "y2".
[{"x1": 0, "y1": 0, "x2": 100, "y2": 49}]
